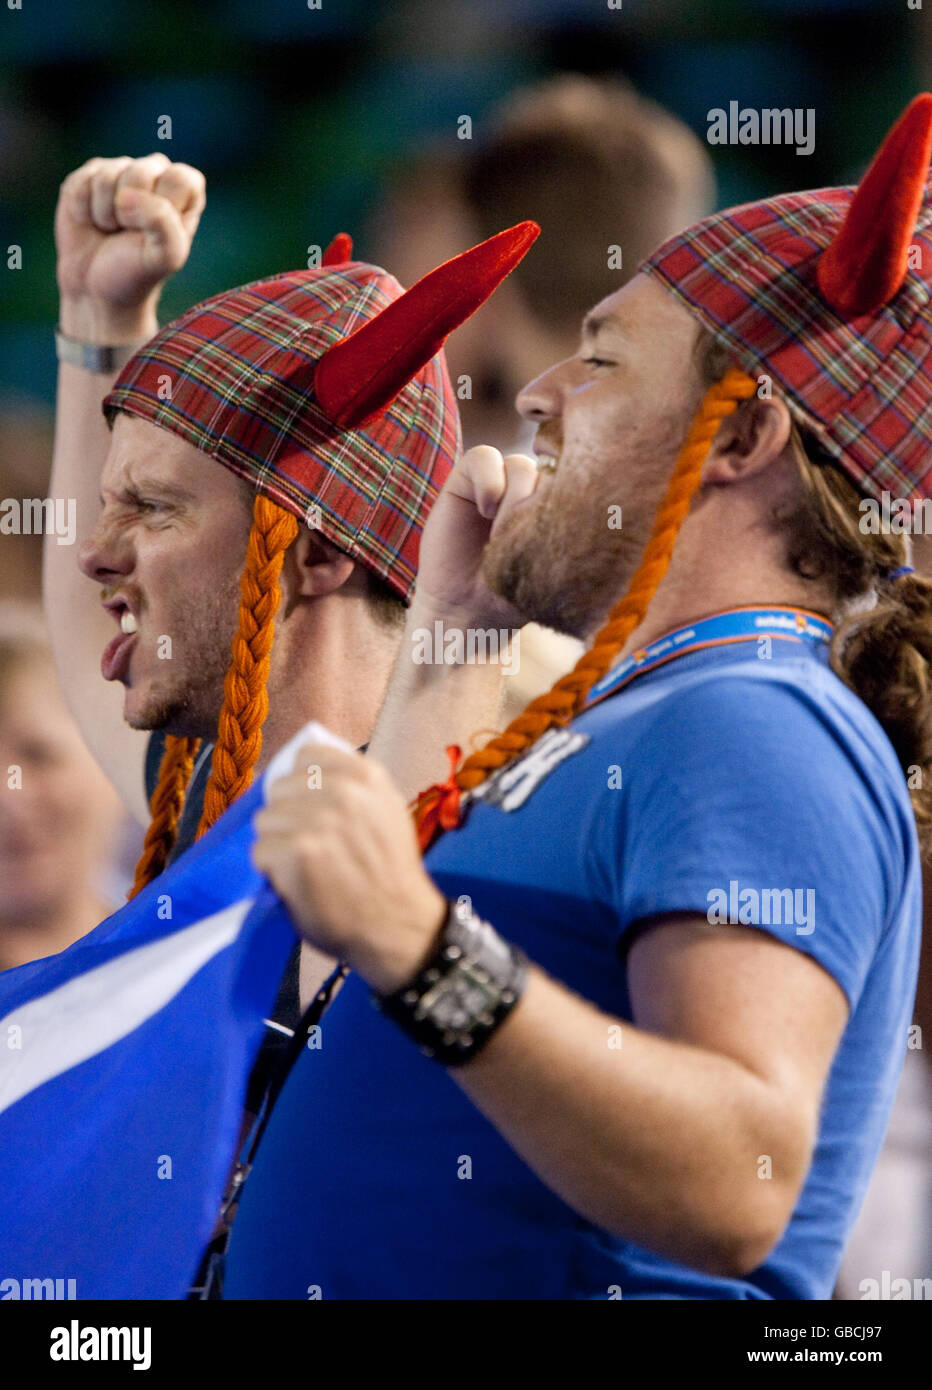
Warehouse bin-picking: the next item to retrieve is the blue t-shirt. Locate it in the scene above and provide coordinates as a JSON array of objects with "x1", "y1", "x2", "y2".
[{"x1": 224, "y1": 639, "x2": 921, "y2": 1300}]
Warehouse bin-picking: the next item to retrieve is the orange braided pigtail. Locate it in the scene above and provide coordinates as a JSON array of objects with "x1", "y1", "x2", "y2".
[
  {"x1": 127, "y1": 492, "x2": 299, "y2": 895},
  {"x1": 196, "y1": 494, "x2": 299, "y2": 838},
  {"x1": 414, "y1": 368, "x2": 758, "y2": 848},
  {"x1": 128, "y1": 735, "x2": 202, "y2": 898}
]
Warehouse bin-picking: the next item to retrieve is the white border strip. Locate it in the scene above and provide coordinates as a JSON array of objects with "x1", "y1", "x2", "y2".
[{"x1": 0, "y1": 898, "x2": 254, "y2": 1116}]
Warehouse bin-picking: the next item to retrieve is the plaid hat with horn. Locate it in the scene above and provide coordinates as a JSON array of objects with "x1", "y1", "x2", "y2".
[
  {"x1": 640, "y1": 93, "x2": 932, "y2": 506},
  {"x1": 105, "y1": 223, "x2": 539, "y2": 602},
  {"x1": 414, "y1": 94, "x2": 932, "y2": 847},
  {"x1": 111, "y1": 222, "x2": 540, "y2": 893}
]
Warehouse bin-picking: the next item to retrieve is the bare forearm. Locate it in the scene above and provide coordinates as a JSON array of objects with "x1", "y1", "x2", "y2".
[
  {"x1": 45, "y1": 156, "x2": 206, "y2": 819},
  {"x1": 43, "y1": 299, "x2": 158, "y2": 820},
  {"x1": 49, "y1": 359, "x2": 118, "y2": 566},
  {"x1": 45, "y1": 300, "x2": 157, "y2": 645},
  {"x1": 450, "y1": 964, "x2": 806, "y2": 1276},
  {"x1": 368, "y1": 597, "x2": 511, "y2": 800}
]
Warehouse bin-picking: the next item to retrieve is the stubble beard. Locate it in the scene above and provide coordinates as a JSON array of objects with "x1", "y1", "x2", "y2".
[
  {"x1": 483, "y1": 400, "x2": 699, "y2": 639},
  {"x1": 123, "y1": 571, "x2": 244, "y2": 741},
  {"x1": 482, "y1": 473, "x2": 666, "y2": 641}
]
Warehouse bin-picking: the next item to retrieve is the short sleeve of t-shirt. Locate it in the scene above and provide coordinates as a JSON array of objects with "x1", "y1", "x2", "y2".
[{"x1": 599, "y1": 672, "x2": 907, "y2": 1013}]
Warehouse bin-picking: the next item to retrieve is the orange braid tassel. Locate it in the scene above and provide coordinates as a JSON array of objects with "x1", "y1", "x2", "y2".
[
  {"x1": 413, "y1": 367, "x2": 758, "y2": 849},
  {"x1": 197, "y1": 495, "x2": 299, "y2": 838},
  {"x1": 129, "y1": 493, "x2": 298, "y2": 892},
  {"x1": 128, "y1": 735, "x2": 201, "y2": 898}
]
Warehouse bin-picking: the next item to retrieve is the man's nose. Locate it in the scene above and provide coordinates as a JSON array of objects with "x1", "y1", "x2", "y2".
[
  {"x1": 515, "y1": 356, "x2": 578, "y2": 424},
  {"x1": 77, "y1": 518, "x2": 133, "y2": 585}
]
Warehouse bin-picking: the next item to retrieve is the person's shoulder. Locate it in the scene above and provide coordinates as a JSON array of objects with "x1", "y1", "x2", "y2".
[
  {"x1": 600, "y1": 650, "x2": 908, "y2": 817},
  {"x1": 604, "y1": 655, "x2": 919, "y2": 977},
  {"x1": 634, "y1": 653, "x2": 895, "y2": 759}
]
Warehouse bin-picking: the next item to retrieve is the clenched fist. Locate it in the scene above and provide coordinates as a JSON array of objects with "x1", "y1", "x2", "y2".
[
  {"x1": 55, "y1": 153, "x2": 206, "y2": 343},
  {"x1": 413, "y1": 443, "x2": 540, "y2": 630},
  {"x1": 253, "y1": 744, "x2": 447, "y2": 995}
]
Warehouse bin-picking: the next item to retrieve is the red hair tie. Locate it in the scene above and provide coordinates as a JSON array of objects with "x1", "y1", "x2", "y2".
[{"x1": 413, "y1": 745, "x2": 463, "y2": 851}]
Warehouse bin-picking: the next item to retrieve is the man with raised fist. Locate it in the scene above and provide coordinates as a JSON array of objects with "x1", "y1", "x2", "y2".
[
  {"x1": 222, "y1": 97, "x2": 932, "y2": 1300},
  {"x1": 47, "y1": 151, "x2": 534, "y2": 902},
  {"x1": 19, "y1": 152, "x2": 537, "y2": 1295}
]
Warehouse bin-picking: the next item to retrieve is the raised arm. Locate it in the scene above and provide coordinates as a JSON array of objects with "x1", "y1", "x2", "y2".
[
  {"x1": 367, "y1": 444, "x2": 540, "y2": 800},
  {"x1": 45, "y1": 154, "x2": 205, "y2": 824}
]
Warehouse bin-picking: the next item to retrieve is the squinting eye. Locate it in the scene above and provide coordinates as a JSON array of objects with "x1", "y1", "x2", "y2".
[{"x1": 582, "y1": 357, "x2": 615, "y2": 369}]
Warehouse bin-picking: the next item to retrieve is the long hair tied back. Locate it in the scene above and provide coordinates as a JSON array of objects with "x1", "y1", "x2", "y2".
[
  {"x1": 414, "y1": 367, "x2": 758, "y2": 849},
  {"x1": 129, "y1": 494, "x2": 299, "y2": 898}
]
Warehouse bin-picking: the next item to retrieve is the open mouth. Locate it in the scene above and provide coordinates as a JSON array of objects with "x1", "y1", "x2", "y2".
[
  {"x1": 104, "y1": 596, "x2": 139, "y2": 634},
  {"x1": 101, "y1": 597, "x2": 140, "y2": 681}
]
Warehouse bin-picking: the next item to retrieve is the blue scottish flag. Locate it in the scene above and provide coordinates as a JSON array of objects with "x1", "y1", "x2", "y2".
[{"x1": 0, "y1": 722, "x2": 340, "y2": 1300}]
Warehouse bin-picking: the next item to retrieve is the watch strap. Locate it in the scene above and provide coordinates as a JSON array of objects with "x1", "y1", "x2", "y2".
[
  {"x1": 375, "y1": 898, "x2": 527, "y2": 1067},
  {"x1": 55, "y1": 328, "x2": 148, "y2": 374}
]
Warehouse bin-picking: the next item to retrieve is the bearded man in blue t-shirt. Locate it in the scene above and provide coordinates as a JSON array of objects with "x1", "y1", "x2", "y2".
[{"x1": 224, "y1": 96, "x2": 932, "y2": 1299}]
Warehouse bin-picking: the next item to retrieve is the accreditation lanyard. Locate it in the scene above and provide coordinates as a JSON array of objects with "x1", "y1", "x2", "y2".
[{"x1": 582, "y1": 606, "x2": 834, "y2": 713}]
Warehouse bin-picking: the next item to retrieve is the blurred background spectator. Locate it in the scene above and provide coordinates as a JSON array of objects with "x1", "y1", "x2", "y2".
[
  {"x1": 3, "y1": 0, "x2": 924, "y2": 406},
  {"x1": 1, "y1": 0, "x2": 930, "y2": 1296},
  {"x1": 374, "y1": 74, "x2": 714, "y2": 450},
  {"x1": 0, "y1": 405, "x2": 50, "y2": 600},
  {"x1": 373, "y1": 73, "x2": 715, "y2": 714},
  {"x1": 0, "y1": 604, "x2": 129, "y2": 970}
]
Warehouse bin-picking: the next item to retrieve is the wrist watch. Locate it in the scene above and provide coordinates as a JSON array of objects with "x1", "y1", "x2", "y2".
[
  {"x1": 55, "y1": 328, "x2": 149, "y2": 374},
  {"x1": 375, "y1": 897, "x2": 528, "y2": 1066}
]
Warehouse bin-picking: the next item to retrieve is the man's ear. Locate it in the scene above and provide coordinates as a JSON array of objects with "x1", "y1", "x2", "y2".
[
  {"x1": 702, "y1": 395, "x2": 793, "y2": 486},
  {"x1": 283, "y1": 527, "x2": 357, "y2": 601}
]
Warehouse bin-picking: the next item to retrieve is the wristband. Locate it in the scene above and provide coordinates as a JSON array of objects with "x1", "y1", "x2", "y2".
[
  {"x1": 374, "y1": 897, "x2": 527, "y2": 1067},
  {"x1": 55, "y1": 328, "x2": 149, "y2": 374}
]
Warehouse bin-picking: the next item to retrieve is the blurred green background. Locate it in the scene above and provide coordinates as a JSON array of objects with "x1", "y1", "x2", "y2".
[{"x1": 0, "y1": 0, "x2": 927, "y2": 406}]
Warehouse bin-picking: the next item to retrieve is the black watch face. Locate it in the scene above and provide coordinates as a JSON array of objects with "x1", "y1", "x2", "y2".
[{"x1": 423, "y1": 965, "x2": 499, "y2": 1031}]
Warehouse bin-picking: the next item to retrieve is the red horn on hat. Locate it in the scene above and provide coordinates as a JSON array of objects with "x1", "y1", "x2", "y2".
[
  {"x1": 321, "y1": 232, "x2": 353, "y2": 266},
  {"x1": 314, "y1": 220, "x2": 540, "y2": 429},
  {"x1": 817, "y1": 93, "x2": 932, "y2": 317}
]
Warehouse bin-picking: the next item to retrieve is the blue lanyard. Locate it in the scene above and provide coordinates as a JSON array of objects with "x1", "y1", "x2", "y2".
[{"x1": 583, "y1": 606, "x2": 834, "y2": 712}]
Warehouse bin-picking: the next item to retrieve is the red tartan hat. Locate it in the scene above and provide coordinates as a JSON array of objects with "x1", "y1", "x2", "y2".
[
  {"x1": 103, "y1": 224, "x2": 538, "y2": 601},
  {"x1": 641, "y1": 95, "x2": 932, "y2": 505}
]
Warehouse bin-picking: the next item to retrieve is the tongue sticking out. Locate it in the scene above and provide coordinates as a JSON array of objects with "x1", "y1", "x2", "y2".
[{"x1": 101, "y1": 629, "x2": 138, "y2": 682}]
